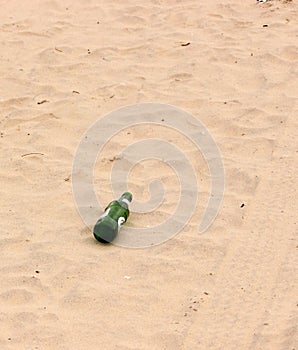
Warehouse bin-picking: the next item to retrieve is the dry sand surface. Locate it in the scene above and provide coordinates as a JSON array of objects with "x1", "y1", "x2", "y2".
[{"x1": 0, "y1": 0, "x2": 297, "y2": 349}]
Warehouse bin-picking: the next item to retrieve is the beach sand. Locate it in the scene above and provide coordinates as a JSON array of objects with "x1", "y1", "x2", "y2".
[{"x1": 0, "y1": 0, "x2": 297, "y2": 349}]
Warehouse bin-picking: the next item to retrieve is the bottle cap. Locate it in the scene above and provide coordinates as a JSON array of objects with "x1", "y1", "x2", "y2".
[{"x1": 120, "y1": 192, "x2": 132, "y2": 202}]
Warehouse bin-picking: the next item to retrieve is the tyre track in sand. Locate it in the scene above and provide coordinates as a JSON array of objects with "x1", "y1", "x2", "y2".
[{"x1": 182, "y1": 113, "x2": 297, "y2": 349}]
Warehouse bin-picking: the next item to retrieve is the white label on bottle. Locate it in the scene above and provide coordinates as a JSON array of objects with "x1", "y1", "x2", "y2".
[
  {"x1": 99, "y1": 207, "x2": 110, "y2": 219},
  {"x1": 118, "y1": 217, "x2": 125, "y2": 227}
]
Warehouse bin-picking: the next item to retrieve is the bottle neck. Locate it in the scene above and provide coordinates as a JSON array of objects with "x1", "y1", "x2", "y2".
[{"x1": 121, "y1": 198, "x2": 130, "y2": 205}]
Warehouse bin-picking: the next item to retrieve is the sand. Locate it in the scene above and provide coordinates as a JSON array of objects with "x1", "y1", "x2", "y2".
[{"x1": 0, "y1": 0, "x2": 297, "y2": 349}]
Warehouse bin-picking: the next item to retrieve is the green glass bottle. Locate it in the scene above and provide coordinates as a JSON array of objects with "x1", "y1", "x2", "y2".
[{"x1": 93, "y1": 192, "x2": 132, "y2": 243}]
